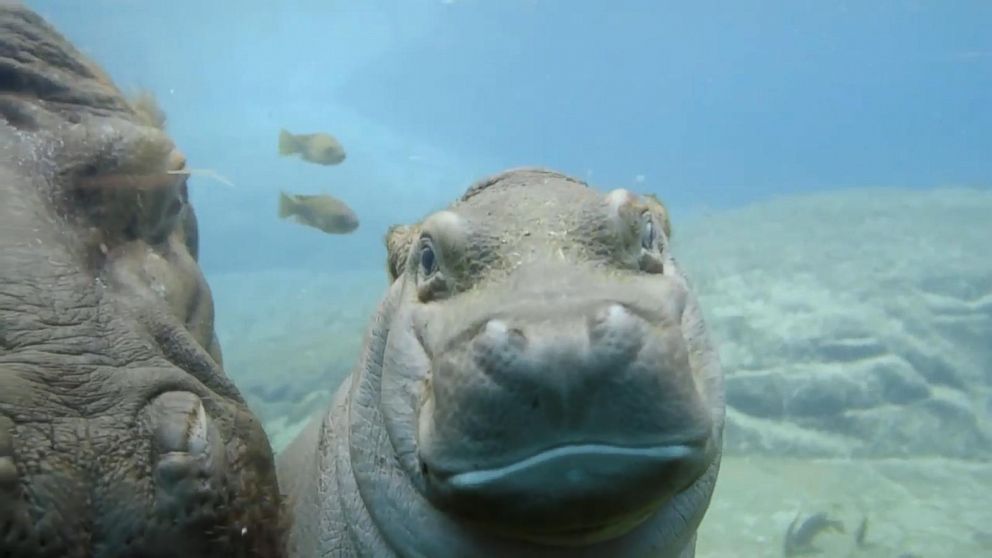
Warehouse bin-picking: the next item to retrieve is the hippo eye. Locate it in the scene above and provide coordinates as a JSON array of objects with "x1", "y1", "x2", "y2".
[
  {"x1": 640, "y1": 213, "x2": 656, "y2": 250},
  {"x1": 419, "y1": 238, "x2": 438, "y2": 276}
]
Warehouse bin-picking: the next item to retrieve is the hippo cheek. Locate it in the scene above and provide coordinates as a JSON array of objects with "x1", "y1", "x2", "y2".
[
  {"x1": 379, "y1": 306, "x2": 435, "y2": 482},
  {"x1": 415, "y1": 300, "x2": 716, "y2": 545},
  {"x1": 102, "y1": 236, "x2": 219, "y2": 361}
]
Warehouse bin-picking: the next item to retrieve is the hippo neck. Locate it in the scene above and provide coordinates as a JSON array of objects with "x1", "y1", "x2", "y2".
[{"x1": 342, "y1": 280, "x2": 707, "y2": 558}]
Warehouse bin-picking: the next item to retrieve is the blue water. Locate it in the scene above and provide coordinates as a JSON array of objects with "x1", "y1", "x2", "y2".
[
  {"x1": 11, "y1": 5, "x2": 991, "y2": 554},
  {"x1": 29, "y1": 0, "x2": 991, "y2": 276}
]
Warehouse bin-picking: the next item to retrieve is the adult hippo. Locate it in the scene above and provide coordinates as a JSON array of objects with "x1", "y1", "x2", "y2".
[
  {"x1": 0, "y1": 6, "x2": 284, "y2": 557},
  {"x1": 278, "y1": 168, "x2": 726, "y2": 557}
]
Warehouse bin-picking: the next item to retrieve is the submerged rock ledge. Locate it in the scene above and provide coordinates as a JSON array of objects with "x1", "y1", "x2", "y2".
[{"x1": 677, "y1": 186, "x2": 992, "y2": 459}]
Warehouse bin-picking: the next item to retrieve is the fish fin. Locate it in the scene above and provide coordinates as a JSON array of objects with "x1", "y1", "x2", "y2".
[
  {"x1": 278, "y1": 191, "x2": 295, "y2": 219},
  {"x1": 278, "y1": 129, "x2": 298, "y2": 155}
]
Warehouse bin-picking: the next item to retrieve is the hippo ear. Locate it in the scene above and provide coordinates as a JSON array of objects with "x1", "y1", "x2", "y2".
[
  {"x1": 385, "y1": 224, "x2": 419, "y2": 282},
  {"x1": 643, "y1": 193, "x2": 672, "y2": 240}
]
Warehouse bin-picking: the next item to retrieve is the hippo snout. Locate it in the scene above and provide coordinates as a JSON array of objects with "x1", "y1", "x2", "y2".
[
  {"x1": 469, "y1": 302, "x2": 649, "y2": 398},
  {"x1": 416, "y1": 295, "x2": 715, "y2": 544}
]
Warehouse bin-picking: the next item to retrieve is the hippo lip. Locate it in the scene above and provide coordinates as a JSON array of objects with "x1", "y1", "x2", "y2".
[
  {"x1": 423, "y1": 439, "x2": 713, "y2": 544},
  {"x1": 443, "y1": 443, "x2": 701, "y2": 491}
]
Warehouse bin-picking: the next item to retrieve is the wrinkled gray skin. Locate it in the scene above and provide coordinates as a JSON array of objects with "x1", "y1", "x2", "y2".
[
  {"x1": 0, "y1": 6, "x2": 284, "y2": 557},
  {"x1": 278, "y1": 168, "x2": 726, "y2": 557}
]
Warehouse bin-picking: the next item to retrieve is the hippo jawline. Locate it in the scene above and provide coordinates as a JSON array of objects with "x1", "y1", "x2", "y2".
[{"x1": 423, "y1": 438, "x2": 713, "y2": 546}]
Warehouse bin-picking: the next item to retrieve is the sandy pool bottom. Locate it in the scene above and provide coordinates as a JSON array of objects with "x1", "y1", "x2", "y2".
[{"x1": 695, "y1": 456, "x2": 991, "y2": 557}]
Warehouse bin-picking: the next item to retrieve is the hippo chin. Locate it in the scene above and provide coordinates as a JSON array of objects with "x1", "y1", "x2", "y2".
[
  {"x1": 278, "y1": 168, "x2": 726, "y2": 557},
  {"x1": 0, "y1": 6, "x2": 283, "y2": 557}
]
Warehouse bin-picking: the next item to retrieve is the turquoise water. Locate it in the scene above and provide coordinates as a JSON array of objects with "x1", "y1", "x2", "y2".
[
  {"x1": 32, "y1": 0, "x2": 992, "y2": 276},
  {"x1": 21, "y1": 1, "x2": 992, "y2": 556}
]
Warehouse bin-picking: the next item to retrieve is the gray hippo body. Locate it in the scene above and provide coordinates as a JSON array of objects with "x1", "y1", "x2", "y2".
[
  {"x1": 278, "y1": 169, "x2": 726, "y2": 557},
  {"x1": 0, "y1": 6, "x2": 284, "y2": 557}
]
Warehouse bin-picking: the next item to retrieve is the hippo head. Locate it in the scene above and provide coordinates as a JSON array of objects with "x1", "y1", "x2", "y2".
[
  {"x1": 0, "y1": 6, "x2": 283, "y2": 557},
  {"x1": 377, "y1": 168, "x2": 724, "y2": 550}
]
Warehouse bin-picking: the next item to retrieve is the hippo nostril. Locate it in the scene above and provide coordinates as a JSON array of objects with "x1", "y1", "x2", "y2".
[
  {"x1": 476, "y1": 319, "x2": 527, "y2": 350},
  {"x1": 603, "y1": 303, "x2": 629, "y2": 324},
  {"x1": 472, "y1": 319, "x2": 528, "y2": 377},
  {"x1": 146, "y1": 390, "x2": 230, "y2": 506},
  {"x1": 147, "y1": 391, "x2": 211, "y2": 456},
  {"x1": 483, "y1": 319, "x2": 509, "y2": 338},
  {"x1": 507, "y1": 327, "x2": 526, "y2": 350},
  {"x1": 588, "y1": 302, "x2": 644, "y2": 360},
  {"x1": 588, "y1": 303, "x2": 631, "y2": 331},
  {"x1": 589, "y1": 303, "x2": 633, "y2": 335}
]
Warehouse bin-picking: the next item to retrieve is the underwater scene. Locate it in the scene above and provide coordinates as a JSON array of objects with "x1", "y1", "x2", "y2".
[{"x1": 1, "y1": 1, "x2": 990, "y2": 557}]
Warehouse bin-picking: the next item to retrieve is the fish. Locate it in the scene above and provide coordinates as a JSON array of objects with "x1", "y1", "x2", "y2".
[
  {"x1": 278, "y1": 129, "x2": 346, "y2": 165},
  {"x1": 783, "y1": 511, "x2": 845, "y2": 557},
  {"x1": 278, "y1": 191, "x2": 359, "y2": 235}
]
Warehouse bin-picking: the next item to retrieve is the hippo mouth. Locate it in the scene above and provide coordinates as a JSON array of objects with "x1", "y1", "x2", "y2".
[{"x1": 422, "y1": 438, "x2": 713, "y2": 546}]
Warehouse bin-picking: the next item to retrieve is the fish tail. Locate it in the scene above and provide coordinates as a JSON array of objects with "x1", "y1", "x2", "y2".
[
  {"x1": 278, "y1": 191, "x2": 295, "y2": 219},
  {"x1": 278, "y1": 129, "x2": 298, "y2": 155}
]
